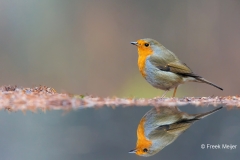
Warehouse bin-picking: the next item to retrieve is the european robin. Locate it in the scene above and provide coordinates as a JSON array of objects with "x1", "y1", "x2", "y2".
[
  {"x1": 131, "y1": 38, "x2": 223, "y2": 97},
  {"x1": 129, "y1": 106, "x2": 222, "y2": 157}
]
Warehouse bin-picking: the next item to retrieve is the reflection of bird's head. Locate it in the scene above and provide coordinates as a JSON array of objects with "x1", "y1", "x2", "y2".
[
  {"x1": 129, "y1": 106, "x2": 180, "y2": 157},
  {"x1": 129, "y1": 116, "x2": 154, "y2": 157},
  {"x1": 129, "y1": 146, "x2": 160, "y2": 157}
]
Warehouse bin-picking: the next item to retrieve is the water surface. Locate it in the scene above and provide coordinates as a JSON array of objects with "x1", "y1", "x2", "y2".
[{"x1": 0, "y1": 105, "x2": 238, "y2": 160}]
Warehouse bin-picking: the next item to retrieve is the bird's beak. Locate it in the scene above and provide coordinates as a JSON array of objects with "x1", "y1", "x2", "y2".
[
  {"x1": 130, "y1": 42, "x2": 138, "y2": 46},
  {"x1": 128, "y1": 149, "x2": 137, "y2": 154}
]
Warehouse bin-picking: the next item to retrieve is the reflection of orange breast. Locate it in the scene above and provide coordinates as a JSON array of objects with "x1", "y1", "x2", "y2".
[
  {"x1": 138, "y1": 56, "x2": 147, "y2": 78},
  {"x1": 136, "y1": 117, "x2": 152, "y2": 152}
]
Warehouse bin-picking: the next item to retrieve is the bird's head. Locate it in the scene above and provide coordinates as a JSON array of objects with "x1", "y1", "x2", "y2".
[{"x1": 131, "y1": 38, "x2": 162, "y2": 57}]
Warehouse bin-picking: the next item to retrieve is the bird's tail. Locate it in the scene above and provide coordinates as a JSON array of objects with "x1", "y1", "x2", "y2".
[
  {"x1": 196, "y1": 77, "x2": 223, "y2": 90},
  {"x1": 194, "y1": 107, "x2": 223, "y2": 119}
]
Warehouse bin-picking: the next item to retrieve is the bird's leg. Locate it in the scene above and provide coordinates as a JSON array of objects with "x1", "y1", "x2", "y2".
[
  {"x1": 161, "y1": 90, "x2": 168, "y2": 98},
  {"x1": 172, "y1": 86, "x2": 178, "y2": 97}
]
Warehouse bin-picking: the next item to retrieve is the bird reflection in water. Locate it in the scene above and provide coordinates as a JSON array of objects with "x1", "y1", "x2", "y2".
[{"x1": 129, "y1": 106, "x2": 222, "y2": 157}]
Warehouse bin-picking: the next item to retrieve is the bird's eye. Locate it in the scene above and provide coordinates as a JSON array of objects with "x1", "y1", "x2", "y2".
[
  {"x1": 143, "y1": 148, "x2": 148, "y2": 152},
  {"x1": 144, "y1": 43, "x2": 149, "y2": 47}
]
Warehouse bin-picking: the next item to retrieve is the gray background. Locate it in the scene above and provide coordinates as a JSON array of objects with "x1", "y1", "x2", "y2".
[{"x1": 0, "y1": 0, "x2": 239, "y2": 97}]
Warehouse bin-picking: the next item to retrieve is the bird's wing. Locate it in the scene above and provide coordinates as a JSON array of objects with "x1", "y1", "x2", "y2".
[
  {"x1": 149, "y1": 119, "x2": 194, "y2": 138},
  {"x1": 165, "y1": 118, "x2": 198, "y2": 134},
  {"x1": 148, "y1": 107, "x2": 184, "y2": 127},
  {"x1": 157, "y1": 61, "x2": 201, "y2": 78}
]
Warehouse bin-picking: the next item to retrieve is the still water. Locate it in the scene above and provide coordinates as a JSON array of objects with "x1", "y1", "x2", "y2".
[{"x1": 0, "y1": 105, "x2": 239, "y2": 160}]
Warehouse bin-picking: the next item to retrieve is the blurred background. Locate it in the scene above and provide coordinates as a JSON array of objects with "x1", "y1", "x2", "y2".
[
  {"x1": 0, "y1": 0, "x2": 240, "y2": 160},
  {"x1": 0, "y1": 0, "x2": 239, "y2": 97}
]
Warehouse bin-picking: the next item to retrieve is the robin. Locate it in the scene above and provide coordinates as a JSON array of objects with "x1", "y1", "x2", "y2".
[
  {"x1": 129, "y1": 106, "x2": 222, "y2": 157},
  {"x1": 131, "y1": 38, "x2": 223, "y2": 97}
]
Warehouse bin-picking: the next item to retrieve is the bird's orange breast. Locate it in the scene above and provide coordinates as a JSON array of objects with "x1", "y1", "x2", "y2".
[
  {"x1": 137, "y1": 44, "x2": 153, "y2": 78},
  {"x1": 136, "y1": 117, "x2": 152, "y2": 155},
  {"x1": 138, "y1": 56, "x2": 147, "y2": 78}
]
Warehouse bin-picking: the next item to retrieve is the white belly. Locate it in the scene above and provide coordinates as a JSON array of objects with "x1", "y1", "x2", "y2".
[{"x1": 144, "y1": 60, "x2": 183, "y2": 90}]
